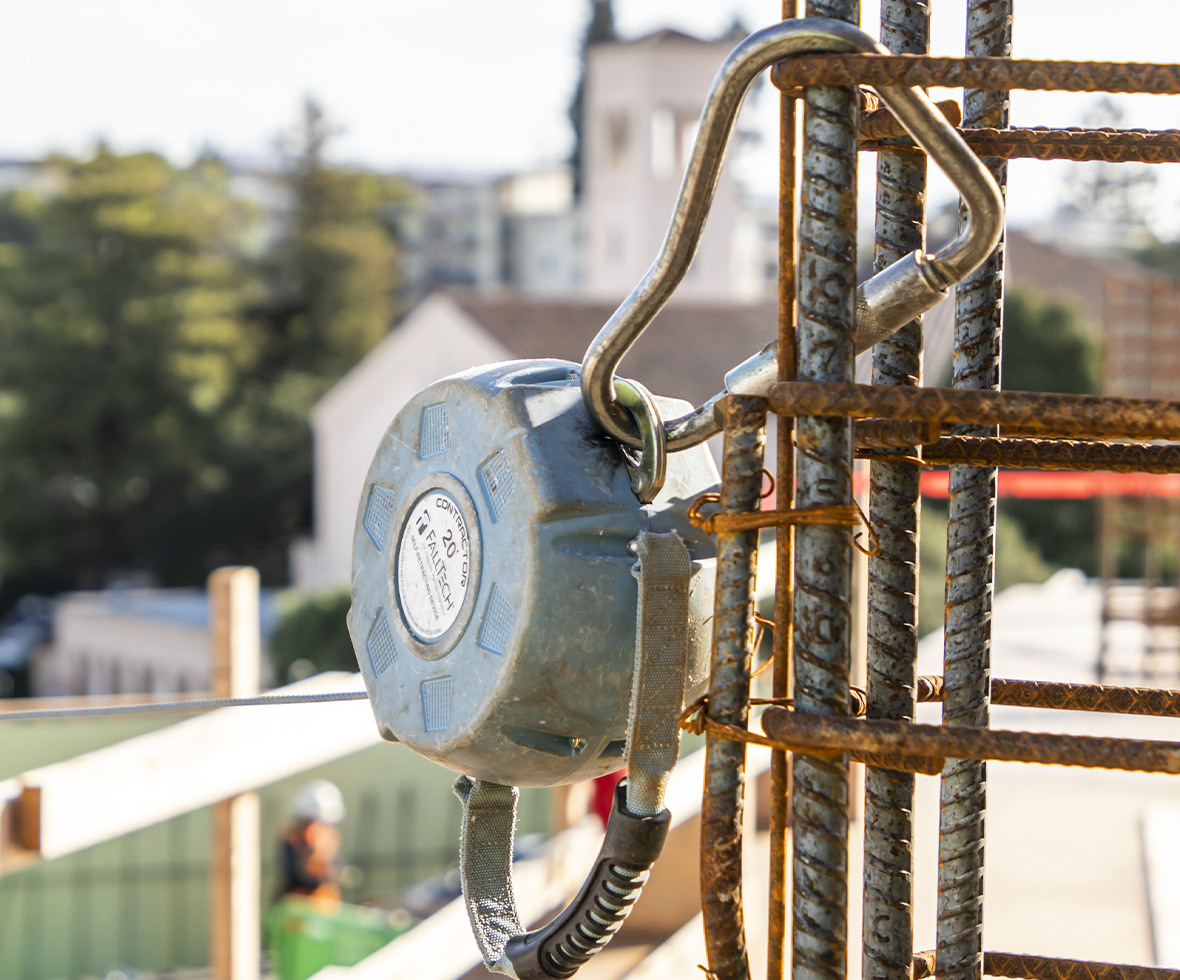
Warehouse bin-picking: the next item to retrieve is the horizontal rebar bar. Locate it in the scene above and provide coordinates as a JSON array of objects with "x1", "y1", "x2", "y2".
[
  {"x1": 909, "y1": 437, "x2": 1180, "y2": 474},
  {"x1": 860, "y1": 127, "x2": 1180, "y2": 164},
  {"x1": 911, "y1": 950, "x2": 1180, "y2": 980},
  {"x1": 912, "y1": 676, "x2": 1180, "y2": 717},
  {"x1": 771, "y1": 54, "x2": 1180, "y2": 94},
  {"x1": 760, "y1": 708, "x2": 1180, "y2": 774},
  {"x1": 768, "y1": 382, "x2": 1180, "y2": 441}
]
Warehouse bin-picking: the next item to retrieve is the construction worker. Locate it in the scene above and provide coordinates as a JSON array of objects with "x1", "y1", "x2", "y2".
[{"x1": 279, "y1": 779, "x2": 345, "y2": 907}]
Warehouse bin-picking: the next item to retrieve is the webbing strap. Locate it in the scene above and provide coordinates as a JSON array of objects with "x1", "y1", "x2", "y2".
[
  {"x1": 453, "y1": 776, "x2": 522, "y2": 975},
  {"x1": 454, "y1": 531, "x2": 692, "y2": 977},
  {"x1": 625, "y1": 531, "x2": 692, "y2": 816}
]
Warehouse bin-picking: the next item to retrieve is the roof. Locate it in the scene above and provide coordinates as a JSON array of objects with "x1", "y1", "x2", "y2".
[
  {"x1": 446, "y1": 290, "x2": 778, "y2": 410},
  {"x1": 621, "y1": 28, "x2": 712, "y2": 47}
]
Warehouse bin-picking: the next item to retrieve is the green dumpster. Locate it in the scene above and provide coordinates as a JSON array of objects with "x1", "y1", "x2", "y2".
[{"x1": 267, "y1": 899, "x2": 412, "y2": 980}]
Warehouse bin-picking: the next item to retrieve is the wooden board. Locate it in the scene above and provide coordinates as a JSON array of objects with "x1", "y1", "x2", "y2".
[{"x1": 6, "y1": 671, "x2": 379, "y2": 867}]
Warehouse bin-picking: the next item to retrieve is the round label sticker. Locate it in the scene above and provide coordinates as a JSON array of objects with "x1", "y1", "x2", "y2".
[{"x1": 396, "y1": 490, "x2": 472, "y2": 641}]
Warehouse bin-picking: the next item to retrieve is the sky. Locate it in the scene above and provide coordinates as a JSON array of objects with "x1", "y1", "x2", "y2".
[{"x1": 3, "y1": 1, "x2": 1180, "y2": 233}]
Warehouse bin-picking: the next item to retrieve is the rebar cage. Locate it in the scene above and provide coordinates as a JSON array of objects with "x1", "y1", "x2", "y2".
[{"x1": 694, "y1": 3, "x2": 1180, "y2": 979}]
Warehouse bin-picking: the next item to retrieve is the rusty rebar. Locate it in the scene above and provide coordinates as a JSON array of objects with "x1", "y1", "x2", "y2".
[
  {"x1": 856, "y1": 419, "x2": 941, "y2": 449},
  {"x1": 912, "y1": 951, "x2": 1180, "y2": 980},
  {"x1": 792, "y1": 2, "x2": 858, "y2": 976},
  {"x1": 771, "y1": 54, "x2": 1180, "y2": 95},
  {"x1": 769, "y1": 1, "x2": 799, "y2": 973},
  {"x1": 701, "y1": 395, "x2": 764, "y2": 980},
  {"x1": 860, "y1": 127, "x2": 1180, "y2": 164},
  {"x1": 909, "y1": 437, "x2": 1180, "y2": 474},
  {"x1": 982, "y1": 953, "x2": 1180, "y2": 980},
  {"x1": 861, "y1": 98, "x2": 961, "y2": 140},
  {"x1": 861, "y1": 4, "x2": 928, "y2": 978},
  {"x1": 768, "y1": 383, "x2": 1180, "y2": 442},
  {"x1": 761, "y1": 709, "x2": 1180, "y2": 775},
  {"x1": 845, "y1": 675, "x2": 1180, "y2": 718},
  {"x1": 989, "y1": 678, "x2": 1180, "y2": 716},
  {"x1": 939, "y1": 7, "x2": 1010, "y2": 977}
]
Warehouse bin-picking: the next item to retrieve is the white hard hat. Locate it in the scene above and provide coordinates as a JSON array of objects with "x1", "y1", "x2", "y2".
[{"x1": 293, "y1": 779, "x2": 345, "y2": 824}]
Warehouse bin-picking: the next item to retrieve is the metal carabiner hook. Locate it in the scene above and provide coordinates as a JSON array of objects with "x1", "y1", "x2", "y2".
[
  {"x1": 580, "y1": 16, "x2": 1004, "y2": 452},
  {"x1": 614, "y1": 377, "x2": 667, "y2": 504}
]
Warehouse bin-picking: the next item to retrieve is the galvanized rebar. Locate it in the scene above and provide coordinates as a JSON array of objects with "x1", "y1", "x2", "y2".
[
  {"x1": 769, "y1": 3, "x2": 800, "y2": 973},
  {"x1": 862, "y1": 4, "x2": 927, "y2": 978},
  {"x1": 792, "y1": 3, "x2": 858, "y2": 977},
  {"x1": 771, "y1": 54, "x2": 1180, "y2": 95},
  {"x1": 701, "y1": 395, "x2": 765, "y2": 980},
  {"x1": 767, "y1": 383, "x2": 1180, "y2": 442},
  {"x1": 938, "y1": 5, "x2": 1010, "y2": 978}
]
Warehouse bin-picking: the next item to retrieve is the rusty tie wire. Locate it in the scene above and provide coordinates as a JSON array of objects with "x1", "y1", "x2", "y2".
[
  {"x1": 938, "y1": 4, "x2": 1011, "y2": 979},
  {"x1": 770, "y1": 54, "x2": 1180, "y2": 95},
  {"x1": 701, "y1": 396, "x2": 765, "y2": 980},
  {"x1": 861, "y1": 3, "x2": 928, "y2": 979},
  {"x1": 792, "y1": 2, "x2": 858, "y2": 977}
]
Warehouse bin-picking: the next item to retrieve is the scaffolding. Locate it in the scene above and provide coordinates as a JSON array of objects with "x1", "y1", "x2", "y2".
[{"x1": 694, "y1": 3, "x2": 1180, "y2": 980}]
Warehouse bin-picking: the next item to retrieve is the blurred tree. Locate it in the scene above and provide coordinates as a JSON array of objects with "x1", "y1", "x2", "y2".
[
  {"x1": 232, "y1": 99, "x2": 407, "y2": 585},
  {"x1": 0, "y1": 149, "x2": 263, "y2": 599},
  {"x1": 260, "y1": 99, "x2": 404, "y2": 381},
  {"x1": 0, "y1": 108, "x2": 406, "y2": 609},
  {"x1": 998, "y1": 289, "x2": 1103, "y2": 575},
  {"x1": 568, "y1": 0, "x2": 617, "y2": 200},
  {"x1": 1055, "y1": 97, "x2": 1157, "y2": 240},
  {"x1": 268, "y1": 586, "x2": 354, "y2": 681}
]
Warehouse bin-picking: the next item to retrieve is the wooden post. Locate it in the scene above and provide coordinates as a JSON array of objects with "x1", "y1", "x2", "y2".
[{"x1": 209, "y1": 567, "x2": 261, "y2": 980}]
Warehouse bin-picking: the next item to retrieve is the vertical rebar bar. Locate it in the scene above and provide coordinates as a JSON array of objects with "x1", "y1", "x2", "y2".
[
  {"x1": 863, "y1": 3, "x2": 929, "y2": 978},
  {"x1": 769, "y1": 2, "x2": 800, "y2": 977},
  {"x1": 937, "y1": 3, "x2": 1011, "y2": 979},
  {"x1": 702, "y1": 395, "x2": 766, "y2": 980},
  {"x1": 793, "y1": 3, "x2": 859, "y2": 978}
]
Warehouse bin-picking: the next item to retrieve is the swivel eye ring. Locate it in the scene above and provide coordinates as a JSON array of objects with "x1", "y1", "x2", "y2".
[{"x1": 613, "y1": 378, "x2": 667, "y2": 504}]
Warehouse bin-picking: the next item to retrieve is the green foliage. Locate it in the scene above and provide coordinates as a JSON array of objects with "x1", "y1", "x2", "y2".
[
  {"x1": 0, "y1": 103, "x2": 406, "y2": 607},
  {"x1": 1000, "y1": 290, "x2": 1101, "y2": 396},
  {"x1": 996, "y1": 289, "x2": 1102, "y2": 576},
  {"x1": 0, "y1": 150, "x2": 264, "y2": 593},
  {"x1": 261, "y1": 100, "x2": 403, "y2": 381},
  {"x1": 268, "y1": 587, "x2": 356, "y2": 681},
  {"x1": 918, "y1": 504, "x2": 1055, "y2": 637}
]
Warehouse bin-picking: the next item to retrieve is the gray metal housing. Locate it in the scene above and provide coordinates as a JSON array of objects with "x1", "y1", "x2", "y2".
[{"x1": 349, "y1": 359, "x2": 719, "y2": 787}]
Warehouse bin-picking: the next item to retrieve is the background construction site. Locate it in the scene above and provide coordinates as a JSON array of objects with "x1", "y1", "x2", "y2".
[{"x1": 3, "y1": 1, "x2": 1180, "y2": 978}]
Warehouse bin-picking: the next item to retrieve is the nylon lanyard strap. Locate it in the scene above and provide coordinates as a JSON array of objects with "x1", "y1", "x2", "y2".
[{"x1": 454, "y1": 531, "x2": 692, "y2": 976}]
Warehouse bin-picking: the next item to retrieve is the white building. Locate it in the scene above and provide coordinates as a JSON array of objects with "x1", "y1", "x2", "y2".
[
  {"x1": 580, "y1": 29, "x2": 749, "y2": 301},
  {"x1": 290, "y1": 290, "x2": 777, "y2": 587},
  {"x1": 392, "y1": 26, "x2": 776, "y2": 305},
  {"x1": 35, "y1": 589, "x2": 277, "y2": 696}
]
